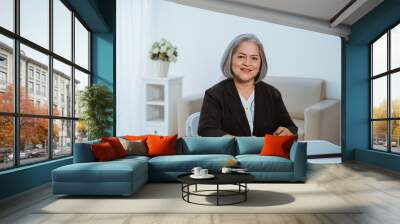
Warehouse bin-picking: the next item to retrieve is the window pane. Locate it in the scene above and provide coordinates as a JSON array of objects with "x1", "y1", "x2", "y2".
[
  {"x1": 53, "y1": 59, "x2": 72, "y2": 117},
  {"x1": 0, "y1": 0, "x2": 14, "y2": 31},
  {"x1": 53, "y1": 0, "x2": 72, "y2": 60},
  {"x1": 53, "y1": 119, "x2": 72, "y2": 158},
  {"x1": 0, "y1": 35, "x2": 14, "y2": 113},
  {"x1": 0, "y1": 116, "x2": 13, "y2": 170},
  {"x1": 391, "y1": 72, "x2": 400, "y2": 118},
  {"x1": 392, "y1": 24, "x2": 400, "y2": 70},
  {"x1": 75, "y1": 120, "x2": 88, "y2": 143},
  {"x1": 372, "y1": 77, "x2": 387, "y2": 119},
  {"x1": 20, "y1": 44, "x2": 49, "y2": 115},
  {"x1": 372, "y1": 33, "x2": 387, "y2": 76},
  {"x1": 372, "y1": 121, "x2": 388, "y2": 151},
  {"x1": 74, "y1": 18, "x2": 89, "y2": 70},
  {"x1": 391, "y1": 120, "x2": 400, "y2": 153},
  {"x1": 20, "y1": 0, "x2": 49, "y2": 49},
  {"x1": 20, "y1": 117, "x2": 49, "y2": 165},
  {"x1": 74, "y1": 69, "x2": 89, "y2": 118}
]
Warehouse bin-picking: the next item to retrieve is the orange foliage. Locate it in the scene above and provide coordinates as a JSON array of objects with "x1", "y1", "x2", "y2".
[{"x1": 0, "y1": 84, "x2": 60, "y2": 149}]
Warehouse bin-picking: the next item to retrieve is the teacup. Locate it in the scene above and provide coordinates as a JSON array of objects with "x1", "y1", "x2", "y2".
[
  {"x1": 191, "y1": 167, "x2": 202, "y2": 176},
  {"x1": 221, "y1": 167, "x2": 232, "y2": 174},
  {"x1": 199, "y1": 169, "x2": 208, "y2": 176}
]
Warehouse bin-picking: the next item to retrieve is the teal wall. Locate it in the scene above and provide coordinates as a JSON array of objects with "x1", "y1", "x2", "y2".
[
  {"x1": 0, "y1": 0, "x2": 115, "y2": 200},
  {"x1": 91, "y1": 32, "x2": 115, "y2": 135},
  {"x1": 0, "y1": 158, "x2": 72, "y2": 199},
  {"x1": 343, "y1": 0, "x2": 400, "y2": 171}
]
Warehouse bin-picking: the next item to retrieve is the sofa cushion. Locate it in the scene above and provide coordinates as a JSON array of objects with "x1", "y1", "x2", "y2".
[
  {"x1": 101, "y1": 137, "x2": 127, "y2": 158},
  {"x1": 147, "y1": 135, "x2": 177, "y2": 157},
  {"x1": 148, "y1": 154, "x2": 235, "y2": 172},
  {"x1": 259, "y1": 134, "x2": 296, "y2": 159},
  {"x1": 177, "y1": 137, "x2": 236, "y2": 155},
  {"x1": 91, "y1": 142, "x2": 118, "y2": 161},
  {"x1": 52, "y1": 159, "x2": 147, "y2": 183},
  {"x1": 235, "y1": 137, "x2": 263, "y2": 155},
  {"x1": 118, "y1": 138, "x2": 147, "y2": 156},
  {"x1": 236, "y1": 155, "x2": 293, "y2": 172}
]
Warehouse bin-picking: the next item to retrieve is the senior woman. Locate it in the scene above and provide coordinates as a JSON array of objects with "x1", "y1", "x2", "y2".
[{"x1": 197, "y1": 33, "x2": 297, "y2": 137}]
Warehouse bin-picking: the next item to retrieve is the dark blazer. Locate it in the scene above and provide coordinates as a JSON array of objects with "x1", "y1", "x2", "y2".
[{"x1": 198, "y1": 79, "x2": 297, "y2": 137}]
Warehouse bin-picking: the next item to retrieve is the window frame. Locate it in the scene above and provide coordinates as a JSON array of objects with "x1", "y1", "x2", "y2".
[
  {"x1": 370, "y1": 21, "x2": 400, "y2": 154},
  {"x1": 0, "y1": 0, "x2": 92, "y2": 171}
]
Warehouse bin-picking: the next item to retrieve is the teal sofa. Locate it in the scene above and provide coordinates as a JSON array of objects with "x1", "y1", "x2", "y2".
[{"x1": 52, "y1": 137, "x2": 307, "y2": 196}]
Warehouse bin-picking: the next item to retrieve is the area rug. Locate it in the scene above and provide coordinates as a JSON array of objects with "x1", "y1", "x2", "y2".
[{"x1": 37, "y1": 183, "x2": 362, "y2": 214}]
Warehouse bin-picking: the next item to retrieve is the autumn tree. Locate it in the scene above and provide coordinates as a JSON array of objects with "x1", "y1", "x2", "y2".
[
  {"x1": 372, "y1": 99, "x2": 400, "y2": 143},
  {"x1": 0, "y1": 84, "x2": 60, "y2": 152}
]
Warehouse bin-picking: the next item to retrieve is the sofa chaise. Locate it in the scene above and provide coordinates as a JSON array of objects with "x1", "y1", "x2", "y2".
[{"x1": 52, "y1": 137, "x2": 307, "y2": 196}]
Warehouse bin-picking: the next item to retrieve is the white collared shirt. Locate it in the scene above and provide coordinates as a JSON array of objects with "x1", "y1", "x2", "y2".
[{"x1": 239, "y1": 91, "x2": 255, "y2": 135}]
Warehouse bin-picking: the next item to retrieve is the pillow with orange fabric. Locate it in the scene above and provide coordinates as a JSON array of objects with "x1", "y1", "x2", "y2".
[
  {"x1": 259, "y1": 134, "x2": 296, "y2": 159},
  {"x1": 146, "y1": 134, "x2": 178, "y2": 157},
  {"x1": 91, "y1": 142, "x2": 118, "y2": 161},
  {"x1": 124, "y1": 135, "x2": 153, "y2": 141},
  {"x1": 101, "y1": 137, "x2": 127, "y2": 158}
]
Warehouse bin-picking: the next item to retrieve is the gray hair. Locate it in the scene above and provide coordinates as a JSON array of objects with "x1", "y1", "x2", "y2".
[{"x1": 220, "y1": 33, "x2": 268, "y2": 83}]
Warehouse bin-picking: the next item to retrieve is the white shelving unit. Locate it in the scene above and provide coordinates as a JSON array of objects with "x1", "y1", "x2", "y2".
[{"x1": 143, "y1": 76, "x2": 183, "y2": 135}]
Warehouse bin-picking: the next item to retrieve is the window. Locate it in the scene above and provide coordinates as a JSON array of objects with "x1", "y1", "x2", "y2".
[
  {"x1": 75, "y1": 18, "x2": 89, "y2": 70},
  {"x1": 35, "y1": 84, "x2": 40, "y2": 96},
  {"x1": 0, "y1": 54, "x2": 7, "y2": 86},
  {"x1": 0, "y1": 1, "x2": 91, "y2": 170},
  {"x1": 28, "y1": 81, "x2": 34, "y2": 94},
  {"x1": 35, "y1": 70, "x2": 40, "y2": 81},
  {"x1": 20, "y1": 0, "x2": 49, "y2": 49},
  {"x1": 0, "y1": 55, "x2": 7, "y2": 67},
  {"x1": 371, "y1": 23, "x2": 400, "y2": 154},
  {"x1": 28, "y1": 67, "x2": 34, "y2": 80},
  {"x1": 0, "y1": 0, "x2": 14, "y2": 32},
  {"x1": 42, "y1": 85, "x2": 46, "y2": 97},
  {"x1": 53, "y1": 0, "x2": 72, "y2": 60},
  {"x1": 0, "y1": 71, "x2": 6, "y2": 84}
]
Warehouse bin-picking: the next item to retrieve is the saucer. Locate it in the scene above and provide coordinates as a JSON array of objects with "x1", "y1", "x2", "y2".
[{"x1": 190, "y1": 174, "x2": 215, "y2": 179}]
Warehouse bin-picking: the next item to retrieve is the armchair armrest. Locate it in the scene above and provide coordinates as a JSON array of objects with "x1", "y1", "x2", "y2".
[
  {"x1": 290, "y1": 141, "x2": 307, "y2": 182},
  {"x1": 177, "y1": 94, "x2": 204, "y2": 137},
  {"x1": 304, "y1": 99, "x2": 341, "y2": 145}
]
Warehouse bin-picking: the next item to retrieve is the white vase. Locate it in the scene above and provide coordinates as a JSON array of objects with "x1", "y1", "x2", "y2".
[{"x1": 154, "y1": 60, "x2": 170, "y2": 77}]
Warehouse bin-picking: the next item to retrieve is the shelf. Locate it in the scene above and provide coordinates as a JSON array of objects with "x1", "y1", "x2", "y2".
[
  {"x1": 146, "y1": 84, "x2": 164, "y2": 102},
  {"x1": 146, "y1": 120, "x2": 164, "y2": 126},
  {"x1": 146, "y1": 101, "x2": 165, "y2": 106}
]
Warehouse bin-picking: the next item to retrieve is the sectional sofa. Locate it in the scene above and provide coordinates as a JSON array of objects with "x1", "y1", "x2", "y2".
[{"x1": 52, "y1": 137, "x2": 307, "y2": 196}]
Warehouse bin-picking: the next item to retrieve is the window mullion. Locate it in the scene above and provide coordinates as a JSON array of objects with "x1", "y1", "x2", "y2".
[
  {"x1": 13, "y1": 0, "x2": 21, "y2": 167},
  {"x1": 388, "y1": 30, "x2": 391, "y2": 152},
  {"x1": 49, "y1": 0, "x2": 54, "y2": 160}
]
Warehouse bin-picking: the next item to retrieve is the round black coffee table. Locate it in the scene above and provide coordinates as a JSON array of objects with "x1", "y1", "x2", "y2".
[{"x1": 177, "y1": 173, "x2": 255, "y2": 206}]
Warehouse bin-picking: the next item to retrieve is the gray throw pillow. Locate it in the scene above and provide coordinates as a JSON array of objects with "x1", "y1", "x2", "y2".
[{"x1": 118, "y1": 138, "x2": 147, "y2": 156}]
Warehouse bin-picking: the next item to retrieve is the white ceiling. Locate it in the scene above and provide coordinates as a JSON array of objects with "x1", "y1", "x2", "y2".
[
  {"x1": 166, "y1": 0, "x2": 384, "y2": 38},
  {"x1": 226, "y1": 0, "x2": 353, "y2": 22}
]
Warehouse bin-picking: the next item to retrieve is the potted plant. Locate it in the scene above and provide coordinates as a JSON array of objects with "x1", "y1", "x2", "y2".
[
  {"x1": 149, "y1": 38, "x2": 178, "y2": 77},
  {"x1": 79, "y1": 84, "x2": 113, "y2": 140}
]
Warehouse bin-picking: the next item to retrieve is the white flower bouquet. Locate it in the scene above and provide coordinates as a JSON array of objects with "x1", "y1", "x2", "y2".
[{"x1": 150, "y1": 38, "x2": 178, "y2": 63}]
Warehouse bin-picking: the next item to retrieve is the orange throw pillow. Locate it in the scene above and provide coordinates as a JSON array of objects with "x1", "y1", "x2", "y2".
[
  {"x1": 146, "y1": 135, "x2": 177, "y2": 157},
  {"x1": 101, "y1": 137, "x2": 127, "y2": 158},
  {"x1": 259, "y1": 134, "x2": 296, "y2": 159},
  {"x1": 124, "y1": 135, "x2": 150, "y2": 141},
  {"x1": 91, "y1": 142, "x2": 117, "y2": 161}
]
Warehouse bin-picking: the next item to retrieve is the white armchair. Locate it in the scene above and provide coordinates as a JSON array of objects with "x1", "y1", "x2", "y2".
[{"x1": 177, "y1": 76, "x2": 341, "y2": 145}]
